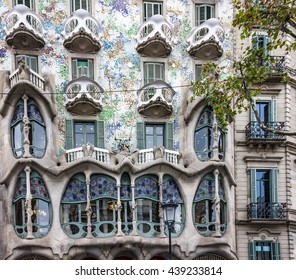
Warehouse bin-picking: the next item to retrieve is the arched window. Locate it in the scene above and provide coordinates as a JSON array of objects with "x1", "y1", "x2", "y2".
[
  {"x1": 60, "y1": 173, "x2": 87, "y2": 238},
  {"x1": 60, "y1": 173, "x2": 117, "y2": 238},
  {"x1": 13, "y1": 169, "x2": 51, "y2": 238},
  {"x1": 193, "y1": 173, "x2": 227, "y2": 237},
  {"x1": 162, "y1": 175, "x2": 185, "y2": 237},
  {"x1": 120, "y1": 173, "x2": 132, "y2": 235},
  {"x1": 135, "y1": 175, "x2": 160, "y2": 237},
  {"x1": 90, "y1": 174, "x2": 117, "y2": 237},
  {"x1": 194, "y1": 106, "x2": 224, "y2": 161},
  {"x1": 11, "y1": 98, "x2": 46, "y2": 158}
]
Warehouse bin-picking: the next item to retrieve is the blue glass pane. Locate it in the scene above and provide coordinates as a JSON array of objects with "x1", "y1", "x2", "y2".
[
  {"x1": 135, "y1": 176, "x2": 159, "y2": 200},
  {"x1": 30, "y1": 177, "x2": 49, "y2": 200},
  {"x1": 28, "y1": 103, "x2": 44, "y2": 124},
  {"x1": 14, "y1": 177, "x2": 27, "y2": 200},
  {"x1": 12, "y1": 104, "x2": 24, "y2": 124},
  {"x1": 62, "y1": 178, "x2": 87, "y2": 202},
  {"x1": 162, "y1": 176, "x2": 183, "y2": 203},
  {"x1": 90, "y1": 175, "x2": 117, "y2": 199}
]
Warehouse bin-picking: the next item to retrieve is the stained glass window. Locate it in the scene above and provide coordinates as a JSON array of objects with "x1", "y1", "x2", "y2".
[{"x1": 13, "y1": 170, "x2": 51, "y2": 239}]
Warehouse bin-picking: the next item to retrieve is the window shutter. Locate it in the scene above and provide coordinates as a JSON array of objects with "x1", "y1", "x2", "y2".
[
  {"x1": 252, "y1": 35, "x2": 259, "y2": 49},
  {"x1": 29, "y1": 56, "x2": 38, "y2": 73},
  {"x1": 65, "y1": 119, "x2": 74, "y2": 149},
  {"x1": 165, "y1": 122, "x2": 174, "y2": 150},
  {"x1": 96, "y1": 121, "x2": 105, "y2": 149},
  {"x1": 136, "y1": 122, "x2": 145, "y2": 149},
  {"x1": 270, "y1": 99, "x2": 277, "y2": 123},
  {"x1": 72, "y1": 59, "x2": 77, "y2": 80},
  {"x1": 272, "y1": 240, "x2": 281, "y2": 260},
  {"x1": 248, "y1": 241, "x2": 256, "y2": 260},
  {"x1": 270, "y1": 169, "x2": 278, "y2": 203},
  {"x1": 250, "y1": 168, "x2": 257, "y2": 218},
  {"x1": 88, "y1": 59, "x2": 94, "y2": 80}
]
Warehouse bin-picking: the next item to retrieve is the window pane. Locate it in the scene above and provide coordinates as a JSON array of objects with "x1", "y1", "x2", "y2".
[
  {"x1": 75, "y1": 124, "x2": 83, "y2": 133},
  {"x1": 156, "y1": 135, "x2": 163, "y2": 146},
  {"x1": 15, "y1": 200, "x2": 24, "y2": 226},
  {"x1": 146, "y1": 135, "x2": 154, "y2": 149},
  {"x1": 75, "y1": 134, "x2": 84, "y2": 147},
  {"x1": 86, "y1": 134, "x2": 95, "y2": 145},
  {"x1": 146, "y1": 126, "x2": 153, "y2": 135},
  {"x1": 86, "y1": 124, "x2": 95, "y2": 133},
  {"x1": 155, "y1": 126, "x2": 163, "y2": 134},
  {"x1": 32, "y1": 122, "x2": 46, "y2": 149},
  {"x1": 13, "y1": 123, "x2": 23, "y2": 151},
  {"x1": 37, "y1": 200, "x2": 49, "y2": 226}
]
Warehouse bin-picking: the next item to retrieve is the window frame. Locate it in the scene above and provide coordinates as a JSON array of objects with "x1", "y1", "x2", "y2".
[
  {"x1": 15, "y1": 54, "x2": 38, "y2": 73},
  {"x1": 143, "y1": 1, "x2": 163, "y2": 21},
  {"x1": 143, "y1": 62, "x2": 165, "y2": 85},
  {"x1": 14, "y1": 0, "x2": 36, "y2": 11},
  {"x1": 74, "y1": 121, "x2": 96, "y2": 148},
  {"x1": 70, "y1": 0, "x2": 91, "y2": 14},
  {"x1": 195, "y1": 3, "x2": 215, "y2": 25},
  {"x1": 71, "y1": 58, "x2": 94, "y2": 80},
  {"x1": 249, "y1": 240, "x2": 281, "y2": 260}
]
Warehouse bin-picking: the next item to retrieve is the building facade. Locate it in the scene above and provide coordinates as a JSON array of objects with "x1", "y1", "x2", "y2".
[{"x1": 0, "y1": 0, "x2": 295, "y2": 260}]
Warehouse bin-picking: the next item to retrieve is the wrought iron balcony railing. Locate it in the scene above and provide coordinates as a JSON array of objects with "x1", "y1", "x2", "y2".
[
  {"x1": 247, "y1": 202, "x2": 287, "y2": 219},
  {"x1": 246, "y1": 121, "x2": 286, "y2": 141}
]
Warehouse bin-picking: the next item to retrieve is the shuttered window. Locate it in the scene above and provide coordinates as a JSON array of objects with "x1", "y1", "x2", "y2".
[
  {"x1": 249, "y1": 240, "x2": 281, "y2": 260},
  {"x1": 143, "y1": 62, "x2": 165, "y2": 85},
  {"x1": 196, "y1": 4, "x2": 215, "y2": 25},
  {"x1": 143, "y1": 1, "x2": 163, "y2": 21},
  {"x1": 65, "y1": 120, "x2": 105, "y2": 149},
  {"x1": 71, "y1": 0, "x2": 91, "y2": 13},
  {"x1": 72, "y1": 58, "x2": 94, "y2": 80},
  {"x1": 136, "y1": 122, "x2": 173, "y2": 150},
  {"x1": 14, "y1": 0, "x2": 35, "y2": 10}
]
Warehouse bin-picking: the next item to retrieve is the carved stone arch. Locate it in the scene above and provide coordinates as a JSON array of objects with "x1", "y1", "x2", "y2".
[
  {"x1": 110, "y1": 245, "x2": 143, "y2": 260},
  {"x1": 1, "y1": 82, "x2": 56, "y2": 120}
]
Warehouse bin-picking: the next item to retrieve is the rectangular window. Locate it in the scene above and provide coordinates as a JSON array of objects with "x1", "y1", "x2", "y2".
[
  {"x1": 249, "y1": 240, "x2": 281, "y2": 260},
  {"x1": 145, "y1": 124, "x2": 164, "y2": 149},
  {"x1": 250, "y1": 100, "x2": 277, "y2": 138},
  {"x1": 143, "y1": 1, "x2": 163, "y2": 21},
  {"x1": 143, "y1": 62, "x2": 165, "y2": 85},
  {"x1": 136, "y1": 122, "x2": 173, "y2": 150},
  {"x1": 71, "y1": 0, "x2": 91, "y2": 13},
  {"x1": 72, "y1": 58, "x2": 94, "y2": 80},
  {"x1": 14, "y1": 0, "x2": 35, "y2": 10},
  {"x1": 250, "y1": 169, "x2": 278, "y2": 219},
  {"x1": 196, "y1": 4, "x2": 215, "y2": 25},
  {"x1": 15, "y1": 55, "x2": 38, "y2": 73},
  {"x1": 74, "y1": 122, "x2": 95, "y2": 148}
]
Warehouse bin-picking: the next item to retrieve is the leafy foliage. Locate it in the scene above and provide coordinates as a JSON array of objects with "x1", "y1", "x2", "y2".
[{"x1": 192, "y1": 0, "x2": 296, "y2": 135}]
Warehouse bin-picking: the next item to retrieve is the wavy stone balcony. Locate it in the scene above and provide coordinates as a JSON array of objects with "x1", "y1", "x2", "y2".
[
  {"x1": 4, "y1": 5, "x2": 45, "y2": 50},
  {"x1": 65, "y1": 144, "x2": 179, "y2": 165},
  {"x1": 187, "y1": 18, "x2": 224, "y2": 60},
  {"x1": 137, "y1": 80, "x2": 175, "y2": 117},
  {"x1": 64, "y1": 77, "x2": 104, "y2": 115},
  {"x1": 62, "y1": 9, "x2": 101, "y2": 53},
  {"x1": 136, "y1": 14, "x2": 173, "y2": 57}
]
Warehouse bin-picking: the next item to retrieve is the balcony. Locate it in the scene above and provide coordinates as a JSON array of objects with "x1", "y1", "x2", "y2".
[
  {"x1": 62, "y1": 9, "x2": 101, "y2": 53},
  {"x1": 258, "y1": 56, "x2": 285, "y2": 81},
  {"x1": 247, "y1": 202, "x2": 287, "y2": 220},
  {"x1": 136, "y1": 14, "x2": 173, "y2": 57},
  {"x1": 245, "y1": 121, "x2": 286, "y2": 146},
  {"x1": 64, "y1": 76, "x2": 104, "y2": 115},
  {"x1": 4, "y1": 5, "x2": 45, "y2": 50},
  {"x1": 65, "y1": 145, "x2": 179, "y2": 165},
  {"x1": 137, "y1": 80, "x2": 175, "y2": 117},
  {"x1": 187, "y1": 18, "x2": 224, "y2": 60},
  {"x1": 9, "y1": 61, "x2": 45, "y2": 91}
]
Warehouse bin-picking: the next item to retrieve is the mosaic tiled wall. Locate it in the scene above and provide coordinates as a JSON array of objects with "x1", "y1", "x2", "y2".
[{"x1": 0, "y1": 0, "x2": 233, "y2": 152}]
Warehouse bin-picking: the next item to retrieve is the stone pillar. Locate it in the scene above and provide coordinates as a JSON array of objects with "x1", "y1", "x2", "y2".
[
  {"x1": 211, "y1": 116, "x2": 219, "y2": 161},
  {"x1": 22, "y1": 95, "x2": 32, "y2": 158},
  {"x1": 116, "y1": 178, "x2": 124, "y2": 236},
  {"x1": 85, "y1": 172, "x2": 93, "y2": 238},
  {"x1": 159, "y1": 175, "x2": 166, "y2": 238},
  {"x1": 213, "y1": 168, "x2": 221, "y2": 237},
  {"x1": 130, "y1": 177, "x2": 138, "y2": 236},
  {"x1": 25, "y1": 165, "x2": 34, "y2": 239}
]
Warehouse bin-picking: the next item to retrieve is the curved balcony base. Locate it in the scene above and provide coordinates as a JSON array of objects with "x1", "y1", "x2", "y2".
[
  {"x1": 136, "y1": 37, "x2": 172, "y2": 57},
  {"x1": 63, "y1": 33, "x2": 101, "y2": 53},
  {"x1": 65, "y1": 98, "x2": 102, "y2": 115},
  {"x1": 188, "y1": 41, "x2": 223, "y2": 60},
  {"x1": 6, "y1": 28, "x2": 45, "y2": 50},
  {"x1": 138, "y1": 101, "x2": 173, "y2": 118}
]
